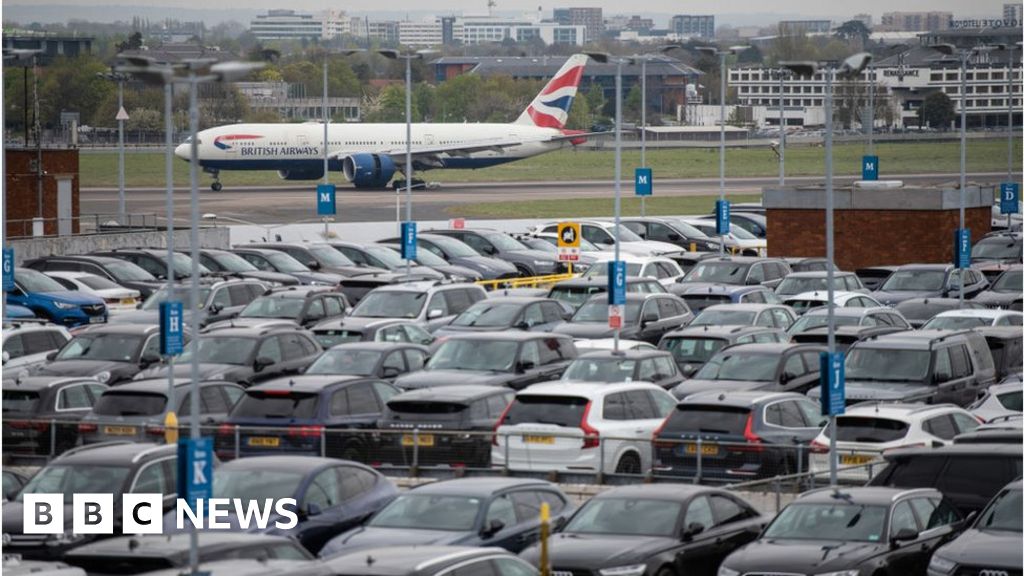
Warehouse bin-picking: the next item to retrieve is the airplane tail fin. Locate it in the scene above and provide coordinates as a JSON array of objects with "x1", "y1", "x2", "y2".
[{"x1": 514, "y1": 54, "x2": 589, "y2": 128}]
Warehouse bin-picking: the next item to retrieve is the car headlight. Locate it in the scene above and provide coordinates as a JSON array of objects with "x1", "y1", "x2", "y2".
[
  {"x1": 716, "y1": 567, "x2": 740, "y2": 576},
  {"x1": 927, "y1": 555, "x2": 957, "y2": 575},
  {"x1": 52, "y1": 531, "x2": 86, "y2": 545},
  {"x1": 95, "y1": 371, "x2": 111, "y2": 383},
  {"x1": 54, "y1": 302, "x2": 76, "y2": 310},
  {"x1": 309, "y1": 281, "x2": 332, "y2": 286},
  {"x1": 814, "y1": 571, "x2": 859, "y2": 576},
  {"x1": 598, "y1": 565, "x2": 647, "y2": 576}
]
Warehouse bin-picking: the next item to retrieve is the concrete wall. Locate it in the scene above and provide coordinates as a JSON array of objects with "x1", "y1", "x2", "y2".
[{"x1": 8, "y1": 227, "x2": 230, "y2": 265}]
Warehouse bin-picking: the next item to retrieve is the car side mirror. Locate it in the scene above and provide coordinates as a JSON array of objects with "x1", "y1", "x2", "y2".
[
  {"x1": 481, "y1": 519, "x2": 505, "y2": 538},
  {"x1": 515, "y1": 320, "x2": 531, "y2": 330},
  {"x1": 641, "y1": 312, "x2": 658, "y2": 326},
  {"x1": 140, "y1": 352, "x2": 161, "y2": 367},
  {"x1": 601, "y1": 238, "x2": 615, "y2": 245},
  {"x1": 305, "y1": 502, "x2": 323, "y2": 517},
  {"x1": 553, "y1": 516, "x2": 568, "y2": 532},
  {"x1": 381, "y1": 366, "x2": 400, "y2": 378},
  {"x1": 890, "y1": 527, "x2": 918, "y2": 546},
  {"x1": 427, "y1": 309, "x2": 444, "y2": 320},
  {"x1": 682, "y1": 522, "x2": 705, "y2": 540},
  {"x1": 253, "y1": 356, "x2": 274, "y2": 372},
  {"x1": 517, "y1": 360, "x2": 536, "y2": 373},
  {"x1": 780, "y1": 372, "x2": 794, "y2": 384},
  {"x1": 308, "y1": 261, "x2": 321, "y2": 270},
  {"x1": 46, "y1": 351, "x2": 58, "y2": 362},
  {"x1": 667, "y1": 233, "x2": 681, "y2": 242},
  {"x1": 208, "y1": 302, "x2": 223, "y2": 314}
]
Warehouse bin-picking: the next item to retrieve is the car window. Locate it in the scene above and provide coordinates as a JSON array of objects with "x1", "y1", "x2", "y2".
[
  {"x1": 442, "y1": 560, "x2": 498, "y2": 576},
  {"x1": 771, "y1": 309, "x2": 793, "y2": 329},
  {"x1": 510, "y1": 490, "x2": 544, "y2": 521},
  {"x1": 492, "y1": 558, "x2": 536, "y2": 576},
  {"x1": 382, "y1": 351, "x2": 406, "y2": 375},
  {"x1": 744, "y1": 290, "x2": 766, "y2": 304},
  {"x1": 541, "y1": 302, "x2": 565, "y2": 324},
  {"x1": 221, "y1": 385, "x2": 244, "y2": 407},
  {"x1": 782, "y1": 355, "x2": 806, "y2": 379},
  {"x1": 304, "y1": 468, "x2": 344, "y2": 510},
  {"x1": 340, "y1": 466, "x2": 377, "y2": 500},
  {"x1": 256, "y1": 337, "x2": 283, "y2": 363},
  {"x1": 648, "y1": 390, "x2": 676, "y2": 417},
  {"x1": 518, "y1": 341, "x2": 541, "y2": 368},
  {"x1": 603, "y1": 393, "x2": 628, "y2": 420},
  {"x1": 405, "y1": 349, "x2": 427, "y2": 371},
  {"x1": 923, "y1": 415, "x2": 957, "y2": 440},
  {"x1": 297, "y1": 335, "x2": 320, "y2": 356},
  {"x1": 347, "y1": 382, "x2": 380, "y2": 414},
  {"x1": 330, "y1": 389, "x2": 350, "y2": 416},
  {"x1": 487, "y1": 393, "x2": 512, "y2": 418},
  {"x1": 937, "y1": 457, "x2": 1012, "y2": 497},
  {"x1": 372, "y1": 381, "x2": 399, "y2": 404},
  {"x1": 755, "y1": 312, "x2": 774, "y2": 327},
  {"x1": 932, "y1": 348, "x2": 953, "y2": 382},
  {"x1": 227, "y1": 285, "x2": 256, "y2": 306},
  {"x1": 657, "y1": 298, "x2": 678, "y2": 318},
  {"x1": 486, "y1": 494, "x2": 519, "y2": 528},
  {"x1": 653, "y1": 356, "x2": 678, "y2": 379},
  {"x1": 626, "y1": 390, "x2": 658, "y2": 419},
  {"x1": 444, "y1": 289, "x2": 474, "y2": 315},
  {"x1": 57, "y1": 385, "x2": 92, "y2": 410},
  {"x1": 684, "y1": 495, "x2": 715, "y2": 529},
  {"x1": 278, "y1": 334, "x2": 308, "y2": 359},
  {"x1": 710, "y1": 495, "x2": 753, "y2": 526},
  {"x1": 890, "y1": 500, "x2": 919, "y2": 534},
  {"x1": 766, "y1": 401, "x2": 806, "y2": 428},
  {"x1": 131, "y1": 460, "x2": 172, "y2": 494},
  {"x1": 795, "y1": 399, "x2": 824, "y2": 427},
  {"x1": 522, "y1": 304, "x2": 545, "y2": 328},
  {"x1": 378, "y1": 326, "x2": 408, "y2": 343},
  {"x1": 537, "y1": 337, "x2": 572, "y2": 364},
  {"x1": 427, "y1": 293, "x2": 449, "y2": 317},
  {"x1": 4, "y1": 335, "x2": 25, "y2": 359},
  {"x1": 200, "y1": 386, "x2": 229, "y2": 413},
  {"x1": 27, "y1": 330, "x2": 66, "y2": 354},
  {"x1": 950, "y1": 412, "x2": 979, "y2": 434},
  {"x1": 324, "y1": 296, "x2": 344, "y2": 317},
  {"x1": 747, "y1": 264, "x2": 765, "y2": 284},
  {"x1": 949, "y1": 345, "x2": 972, "y2": 379},
  {"x1": 305, "y1": 298, "x2": 326, "y2": 321},
  {"x1": 638, "y1": 360, "x2": 659, "y2": 382},
  {"x1": 924, "y1": 498, "x2": 960, "y2": 529},
  {"x1": 403, "y1": 324, "x2": 433, "y2": 345},
  {"x1": 882, "y1": 456, "x2": 946, "y2": 488},
  {"x1": 210, "y1": 287, "x2": 232, "y2": 309}
]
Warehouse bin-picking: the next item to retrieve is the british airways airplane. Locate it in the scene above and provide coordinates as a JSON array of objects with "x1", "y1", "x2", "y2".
[{"x1": 175, "y1": 54, "x2": 592, "y2": 190}]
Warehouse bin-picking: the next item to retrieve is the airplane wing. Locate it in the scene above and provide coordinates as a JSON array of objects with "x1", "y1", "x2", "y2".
[{"x1": 328, "y1": 131, "x2": 612, "y2": 164}]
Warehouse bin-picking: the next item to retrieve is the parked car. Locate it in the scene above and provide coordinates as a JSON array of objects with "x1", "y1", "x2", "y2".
[
  {"x1": 4, "y1": 304, "x2": 36, "y2": 320},
  {"x1": 521, "y1": 484, "x2": 766, "y2": 576},
  {"x1": 774, "y1": 271, "x2": 868, "y2": 297},
  {"x1": 921, "y1": 308, "x2": 1023, "y2": 329},
  {"x1": 971, "y1": 264, "x2": 1022, "y2": 309},
  {"x1": 580, "y1": 255, "x2": 685, "y2": 287},
  {"x1": 790, "y1": 324, "x2": 907, "y2": 351},
  {"x1": 318, "y1": 478, "x2": 573, "y2": 556},
  {"x1": 670, "y1": 343, "x2": 824, "y2": 399},
  {"x1": 895, "y1": 297, "x2": 990, "y2": 328},
  {"x1": 2, "y1": 376, "x2": 107, "y2": 457},
  {"x1": 92, "y1": 248, "x2": 210, "y2": 279},
  {"x1": 689, "y1": 303, "x2": 796, "y2": 330},
  {"x1": 43, "y1": 272, "x2": 141, "y2": 316},
  {"x1": 560, "y1": 349, "x2": 684, "y2": 389},
  {"x1": 428, "y1": 228, "x2": 565, "y2": 276},
  {"x1": 2, "y1": 559, "x2": 85, "y2": 576},
  {"x1": 345, "y1": 281, "x2": 487, "y2": 332},
  {"x1": 394, "y1": 333, "x2": 577, "y2": 391},
  {"x1": 375, "y1": 385, "x2": 514, "y2": 468},
  {"x1": 492, "y1": 382, "x2": 677, "y2": 475},
  {"x1": 855, "y1": 264, "x2": 899, "y2": 291},
  {"x1": 311, "y1": 318, "x2": 434, "y2": 349},
  {"x1": 192, "y1": 248, "x2": 301, "y2": 286},
  {"x1": 433, "y1": 297, "x2": 569, "y2": 338},
  {"x1": 24, "y1": 255, "x2": 165, "y2": 300},
  {"x1": 717, "y1": 487, "x2": 964, "y2": 576},
  {"x1": 572, "y1": 338, "x2": 658, "y2": 354},
  {"x1": 621, "y1": 216, "x2": 722, "y2": 252},
  {"x1": 304, "y1": 342, "x2": 429, "y2": 382},
  {"x1": 927, "y1": 479, "x2": 1022, "y2": 576},
  {"x1": 232, "y1": 247, "x2": 344, "y2": 286},
  {"x1": 378, "y1": 243, "x2": 483, "y2": 282},
  {"x1": 546, "y1": 276, "x2": 665, "y2": 311},
  {"x1": 970, "y1": 231, "x2": 1022, "y2": 264},
  {"x1": 968, "y1": 379, "x2": 1023, "y2": 422},
  {"x1": 204, "y1": 286, "x2": 349, "y2": 330},
  {"x1": 679, "y1": 218, "x2": 767, "y2": 256},
  {"x1": 531, "y1": 220, "x2": 680, "y2": 256},
  {"x1": 2, "y1": 322, "x2": 71, "y2": 373},
  {"x1": 78, "y1": 379, "x2": 243, "y2": 444},
  {"x1": 658, "y1": 325, "x2": 788, "y2": 377},
  {"x1": 111, "y1": 278, "x2": 268, "y2": 328},
  {"x1": 246, "y1": 242, "x2": 386, "y2": 278},
  {"x1": 552, "y1": 293, "x2": 693, "y2": 345},
  {"x1": 668, "y1": 283, "x2": 780, "y2": 313},
  {"x1": 329, "y1": 240, "x2": 444, "y2": 280},
  {"x1": 871, "y1": 263, "x2": 989, "y2": 305},
  {"x1": 783, "y1": 257, "x2": 831, "y2": 273},
  {"x1": 324, "y1": 546, "x2": 538, "y2": 576},
  {"x1": 653, "y1": 391, "x2": 825, "y2": 481},
  {"x1": 781, "y1": 290, "x2": 883, "y2": 315},
  {"x1": 7, "y1": 268, "x2": 107, "y2": 327},
  {"x1": 33, "y1": 324, "x2": 170, "y2": 384},
  {"x1": 376, "y1": 233, "x2": 518, "y2": 280},
  {"x1": 3, "y1": 470, "x2": 27, "y2": 501},
  {"x1": 679, "y1": 256, "x2": 791, "y2": 289},
  {"x1": 787, "y1": 306, "x2": 912, "y2": 335}
]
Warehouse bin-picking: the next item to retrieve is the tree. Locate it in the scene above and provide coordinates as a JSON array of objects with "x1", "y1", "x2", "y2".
[
  {"x1": 918, "y1": 92, "x2": 955, "y2": 130},
  {"x1": 623, "y1": 85, "x2": 642, "y2": 123},
  {"x1": 834, "y1": 20, "x2": 871, "y2": 48},
  {"x1": 365, "y1": 84, "x2": 417, "y2": 122},
  {"x1": 564, "y1": 92, "x2": 590, "y2": 130},
  {"x1": 115, "y1": 31, "x2": 143, "y2": 53}
]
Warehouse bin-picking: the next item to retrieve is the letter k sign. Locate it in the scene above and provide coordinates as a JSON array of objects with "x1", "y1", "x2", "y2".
[{"x1": 193, "y1": 460, "x2": 207, "y2": 485}]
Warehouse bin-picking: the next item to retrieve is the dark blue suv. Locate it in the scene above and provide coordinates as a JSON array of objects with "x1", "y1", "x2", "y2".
[{"x1": 7, "y1": 268, "x2": 107, "y2": 327}]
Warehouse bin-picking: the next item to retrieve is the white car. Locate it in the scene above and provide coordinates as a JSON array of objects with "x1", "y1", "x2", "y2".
[
  {"x1": 572, "y1": 338, "x2": 657, "y2": 353},
  {"x1": 690, "y1": 303, "x2": 798, "y2": 330},
  {"x1": 580, "y1": 254, "x2": 685, "y2": 287},
  {"x1": 968, "y1": 379, "x2": 1023, "y2": 422},
  {"x1": 1, "y1": 321, "x2": 72, "y2": 374},
  {"x1": 809, "y1": 403, "x2": 982, "y2": 481},
  {"x1": 492, "y1": 381, "x2": 676, "y2": 475},
  {"x1": 679, "y1": 217, "x2": 767, "y2": 257},
  {"x1": 531, "y1": 220, "x2": 680, "y2": 256},
  {"x1": 44, "y1": 271, "x2": 142, "y2": 315},
  {"x1": 921, "y1": 309, "x2": 1024, "y2": 330},
  {"x1": 782, "y1": 290, "x2": 883, "y2": 315}
]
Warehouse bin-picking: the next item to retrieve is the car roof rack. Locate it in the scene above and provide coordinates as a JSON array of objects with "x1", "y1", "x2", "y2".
[{"x1": 59, "y1": 440, "x2": 133, "y2": 459}]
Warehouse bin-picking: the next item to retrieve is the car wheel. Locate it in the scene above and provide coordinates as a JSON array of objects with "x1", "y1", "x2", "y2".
[
  {"x1": 340, "y1": 442, "x2": 365, "y2": 463},
  {"x1": 514, "y1": 264, "x2": 533, "y2": 278},
  {"x1": 615, "y1": 452, "x2": 642, "y2": 475},
  {"x1": 655, "y1": 566, "x2": 676, "y2": 576}
]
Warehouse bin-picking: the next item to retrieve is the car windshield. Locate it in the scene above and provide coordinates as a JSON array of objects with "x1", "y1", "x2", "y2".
[
  {"x1": 211, "y1": 252, "x2": 259, "y2": 273},
  {"x1": 56, "y1": 334, "x2": 145, "y2": 362},
  {"x1": 17, "y1": 465, "x2": 132, "y2": 503},
  {"x1": 565, "y1": 498, "x2": 683, "y2": 536},
  {"x1": 691, "y1": 309, "x2": 757, "y2": 326},
  {"x1": 313, "y1": 330, "x2": 364, "y2": 348},
  {"x1": 369, "y1": 494, "x2": 481, "y2": 531},
  {"x1": 428, "y1": 339, "x2": 519, "y2": 372},
  {"x1": 16, "y1": 268, "x2": 67, "y2": 293},
  {"x1": 265, "y1": 252, "x2": 311, "y2": 273},
  {"x1": 763, "y1": 503, "x2": 889, "y2": 542},
  {"x1": 429, "y1": 236, "x2": 479, "y2": 258},
  {"x1": 727, "y1": 226, "x2": 758, "y2": 240},
  {"x1": 682, "y1": 262, "x2": 751, "y2": 284},
  {"x1": 583, "y1": 263, "x2": 643, "y2": 278},
  {"x1": 451, "y1": 302, "x2": 522, "y2": 327},
  {"x1": 548, "y1": 285, "x2": 603, "y2": 308},
  {"x1": 881, "y1": 270, "x2": 946, "y2": 292},
  {"x1": 352, "y1": 291, "x2": 426, "y2": 319},
  {"x1": 694, "y1": 352, "x2": 778, "y2": 381},
  {"x1": 78, "y1": 275, "x2": 121, "y2": 290},
  {"x1": 484, "y1": 233, "x2": 529, "y2": 252},
  {"x1": 972, "y1": 238, "x2": 1022, "y2": 260},
  {"x1": 992, "y1": 269, "x2": 1022, "y2": 292},
  {"x1": 92, "y1": 391, "x2": 167, "y2": 416},
  {"x1": 309, "y1": 245, "x2": 356, "y2": 266},
  {"x1": 240, "y1": 297, "x2": 306, "y2": 319},
  {"x1": 845, "y1": 347, "x2": 930, "y2": 382},
  {"x1": 572, "y1": 299, "x2": 642, "y2": 323},
  {"x1": 562, "y1": 357, "x2": 637, "y2": 382},
  {"x1": 178, "y1": 337, "x2": 256, "y2": 365},
  {"x1": 106, "y1": 260, "x2": 157, "y2": 281},
  {"x1": 662, "y1": 337, "x2": 727, "y2": 364},
  {"x1": 142, "y1": 286, "x2": 212, "y2": 311},
  {"x1": 788, "y1": 314, "x2": 861, "y2": 334},
  {"x1": 826, "y1": 416, "x2": 910, "y2": 443},
  {"x1": 776, "y1": 277, "x2": 846, "y2": 296},
  {"x1": 667, "y1": 219, "x2": 709, "y2": 239},
  {"x1": 306, "y1": 349, "x2": 381, "y2": 376},
  {"x1": 364, "y1": 246, "x2": 406, "y2": 269},
  {"x1": 977, "y1": 488, "x2": 1022, "y2": 532},
  {"x1": 170, "y1": 253, "x2": 210, "y2": 277},
  {"x1": 232, "y1": 391, "x2": 320, "y2": 419},
  {"x1": 409, "y1": 249, "x2": 448, "y2": 266},
  {"x1": 2, "y1": 390, "x2": 40, "y2": 413},
  {"x1": 921, "y1": 316, "x2": 991, "y2": 330},
  {"x1": 214, "y1": 468, "x2": 304, "y2": 501}
]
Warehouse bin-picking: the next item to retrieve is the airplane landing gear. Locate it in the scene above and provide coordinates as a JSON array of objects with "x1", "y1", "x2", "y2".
[
  {"x1": 211, "y1": 181, "x2": 223, "y2": 192},
  {"x1": 204, "y1": 167, "x2": 222, "y2": 191}
]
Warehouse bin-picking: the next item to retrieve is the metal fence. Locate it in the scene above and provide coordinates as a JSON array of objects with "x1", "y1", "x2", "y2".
[{"x1": 6, "y1": 213, "x2": 164, "y2": 239}]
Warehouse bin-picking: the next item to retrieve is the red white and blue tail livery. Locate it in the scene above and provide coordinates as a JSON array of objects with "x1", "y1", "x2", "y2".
[{"x1": 516, "y1": 54, "x2": 587, "y2": 129}]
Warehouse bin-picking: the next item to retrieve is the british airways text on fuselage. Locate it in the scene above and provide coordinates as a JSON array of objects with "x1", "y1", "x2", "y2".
[{"x1": 238, "y1": 146, "x2": 320, "y2": 157}]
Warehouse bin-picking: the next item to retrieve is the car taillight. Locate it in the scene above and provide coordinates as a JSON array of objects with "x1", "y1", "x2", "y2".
[
  {"x1": 651, "y1": 416, "x2": 672, "y2": 448},
  {"x1": 492, "y1": 401, "x2": 513, "y2": 446},
  {"x1": 734, "y1": 413, "x2": 763, "y2": 453},
  {"x1": 288, "y1": 425, "x2": 323, "y2": 438},
  {"x1": 145, "y1": 425, "x2": 165, "y2": 436},
  {"x1": 580, "y1": 401, "x2": 600, "y2": 449},
  {"x1": 78, "y1": 422, "x2": 97, "y2": 434},
  {"x1": 809, "y1": 439, "x2": 830, "y2": 454},
  {"x1": 9, "y1": 420, "x2": 49, "y2": 432},
  {"x1": 218, "y1": 424, "x2": 234, "y2": 436}
]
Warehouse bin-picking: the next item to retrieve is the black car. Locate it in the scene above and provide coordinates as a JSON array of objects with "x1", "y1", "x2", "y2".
[
  {"x1": 972, "y1": 264, "x2": 1023, "y2": 309},
  {"x1": 784, "y1": 257, "x2": 831, "y2": 273},
  {"x1": 552, "y1": 293, "x2": 693, "y2": 345},
  {"x1": 311, "y1": 317, "x2": 434, "y2": 349},
  {"x1": 329, "y1": 241, "x2": 445, "y2": 280},
  {"x1": 34, "y1": 324, "x2": 168, "y2": 385},
  {"x1": 377, "y1": 233, "x2": 518, "y2": 280},
  {"x1": 546, "y1": 276, "x2": 665, "y2": 311},
  {"x1": 927, "y1": 479, "x2": 1022, "y2": 576},
  {"x1": 2, "y1": 443, "x2": 178, "y2": 559},
  {"x1": 192, "y1": 248, "x2": 301, "y2": 286},
  {"x1": 669, "y1": 343, "x2": 824, "y2": 400},
  {"x1": 621, "y1": 217, "x2": 721, "y2": 252},
  {"x1": 2, "y1": 376, "x2": 108, "y2": 457},
  {"x1": 678, "y1": 256, "x2": 792, "y2": 290},
  {"x1": 23, "y1": 255, "x2": 164, "y2": 300},
  {"x1": 561, "y1": 349, "x2": 684, "y2": 389},
  {"x1": 325, "y1": 546, "x2": 538, "y2": 576},
  {"x1": 393, "y1": 332, "x2": 577, "y2": 391},
  {"x1": 246, "y1": 242, "x2": 386, "y2": 278},
  {"x1": 378, "y1": 243, "x2": 484, "y2": 282},
  {"x1": 216, "y1": 375, "x2": 399, "y2": 461},
  {"x1": 520, "y1": 484, "x2": 766, "y2": 576},
  {"x1": 975, "y1": 326, "x2": 1024, "y2": 380},
  {"x1": 376, "y1": 385, "x2": 514, "y2": 468},
  {"x1": 867, "y1": 443, "x2": 1023, "y2": 514},
  {"x1": 429, "y1": 228, "x2": 564, "y2": 276},
  {"x1": 232, "y1": 247, "x2": 344, "y2": 286},
  {"x1": 872, "y1": 263, "x2": 989, "y2": 306},
  {"x1": 658, "y1": 325, "x2": 789, "y2": 377},
  {"x1": 791, "y1": 324, "x2": 907, "y2": 351},
  {"x1": 895, "y1": 297, "x2": 989, "y2": 328},
  {"x1": 653, "y1": 391, "x2": 825, "y2": 481},
  {"x1": 110, "y1": 278, "x2": 269, "y2": 328},
  {"x1": 63, "y1": 533, "x2": 313, "y2": 574},
  {"x1": 971, "y1": 231, "x2": 1022, "y2": 265},
  {"x1": 205, "y1": 286, "x2": 349, "y2": 330},
  {"x1": 855, "y1": 265, "x2": 899, "y2": 291},
  {"x1": 91, "y1": 248, "x2": 210, "y2": 280},
  {"x1": 137, "y1": 326, "x2": 322, "y2": 386},
  {"x1": 304, "y1": 342, "x2": 430, "y2": 382},
  {"x1": 318, "y1": 477, "x2": 573, "y2": 557},
  {"x1": 434, "y1": 297, "x2": 569, "y2": 338},
  {"x1": 717, "y1": 487, "x2": 964, "y2": 576}
]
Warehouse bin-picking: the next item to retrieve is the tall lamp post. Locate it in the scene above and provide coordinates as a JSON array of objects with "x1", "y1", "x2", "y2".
[
  {"x1": 782, "y1": 52, "x2": 872, "y2": 488},
  {"x1": 97, "y1": 70, "x2": 131, "y2": 224},
  {"x1": 775, "y1": 67, "x2": 790, "y2": 186},
  {"x1": 320, "y1": 49, "x2": 363, "y2": 240}
]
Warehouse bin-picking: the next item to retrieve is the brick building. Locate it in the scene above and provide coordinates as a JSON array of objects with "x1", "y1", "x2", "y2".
[{"x1": 5, "y1": 148, "x2": 80, "y2": 238}]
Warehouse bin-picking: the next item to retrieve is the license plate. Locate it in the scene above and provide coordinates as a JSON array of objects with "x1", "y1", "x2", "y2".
[
  {"x1": 401, "y1": 434, "x2": 435, "y2": 447},
  {"x1": 685, "y1": 443, "x2": 719, "y2": 455},
  {"x1": 89, "y1": 316, "x2": 105, "y2": 323},
  {"x1": 121, "y1": 298, "x2": 136, "y2": 305},
  {"x1": 840, "y1": 454, "x2": 873, "y2": 465},
  {"x1": 104, "y1": 425, "x2": 137, "y2": 436},
  {"x1": 524, "y1": 435, "x2": 555, "y2": 444},
  {"x1": 248, "y1": 437, "x2": 280, "y2": 447}
]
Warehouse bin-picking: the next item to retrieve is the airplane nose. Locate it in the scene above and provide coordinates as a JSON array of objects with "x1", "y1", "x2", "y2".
[{"x1": 174, "y1": 143, "x2": 190, "y2": 161}]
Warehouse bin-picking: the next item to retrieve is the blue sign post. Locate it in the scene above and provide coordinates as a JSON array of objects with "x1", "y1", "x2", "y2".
[
  {"x1": 159, "y1": 301, "x2": 184, "y2": 356},
  {"x1": 2, "y1": 248, "x2": 14, "y2": 292},
  {"x1": 954, "y1": 228, "x2": 971, "y2": 269},
  {"x1": 607, "y1": 261, "x2": 626, "y2": 306},
  {"x1": 819, "y1": 351, "x2": 846, "y2": 416},
  {"x1": 401, "y1": 221, "x2": 417, "y2": 260},
  {"x1": 177, "y1": 437, "x2": 213, "y2": 510},
  {"x1": 1000, "y1": 182, "x2": 1020, "y2": 215},
  {"x1": 715, "y1": 200, "x2": 730, "y2": 235},
  {"x1": 634, "y1": 168, "x2": 652, "y2": 197},
  {"x1": 861, "y1": 155, "x2": 879, "y2": 181},
  {"x1": 316, "y1": 184, "x2": 337, "y2": 216}
]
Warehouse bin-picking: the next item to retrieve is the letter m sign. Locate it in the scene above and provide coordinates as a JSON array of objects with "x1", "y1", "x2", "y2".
[{"x1": 316, "y1": 184, "x2": 336, "y2": 216}]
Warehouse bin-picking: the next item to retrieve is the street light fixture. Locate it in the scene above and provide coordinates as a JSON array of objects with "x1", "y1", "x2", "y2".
[
  {"x1": 97, "y1": 69, "x2": 133, "y2": 225},
  {"x1": 319, "y1": 49, "x2": 364, "y2": 240},
  {"x1": 783, "y1": 51, "x2": 872, "y2": 488}
]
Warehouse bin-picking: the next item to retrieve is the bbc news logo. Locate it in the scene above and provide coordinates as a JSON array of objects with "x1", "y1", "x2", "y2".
[{"x1": 22, "y1": 495, "x2": 299, "y2": 534}]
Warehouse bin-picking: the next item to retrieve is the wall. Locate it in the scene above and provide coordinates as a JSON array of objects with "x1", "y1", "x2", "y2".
[
  {"x1": 9, "y1": 228, "x2": 230, "y2": 265},
  {"x1": 5, "y1": 148, "x2": 79, "y2": 237}
]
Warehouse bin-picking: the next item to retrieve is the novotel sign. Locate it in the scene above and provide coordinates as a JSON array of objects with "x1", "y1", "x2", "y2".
[{"x1": 948, "y1": 18, "x2": 1020, "y2": 28}]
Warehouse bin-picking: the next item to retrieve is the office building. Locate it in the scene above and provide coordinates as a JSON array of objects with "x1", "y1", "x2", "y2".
[
  {"x1": 778, "y1": 20, "x2": 832, "y2": 35},
  {"x1": 880, "y1": 11, "x2": 952, "y2": 32},
  {"x1": 553, "y1": 7, "x2": 604, "y2": 41}
]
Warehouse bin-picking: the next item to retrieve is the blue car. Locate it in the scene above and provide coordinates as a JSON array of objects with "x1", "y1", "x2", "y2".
[
  {"x1": 3, "y1": 304, "x2": 37, "y2": 320},
  {"x1": 7, "y1": 268, "x2": 107, "y2": 327}
]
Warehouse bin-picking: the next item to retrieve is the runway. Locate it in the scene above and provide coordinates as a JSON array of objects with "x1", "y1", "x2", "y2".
[{"x1": 81, "y1": 172, "x2": 1018, "y2": 224}]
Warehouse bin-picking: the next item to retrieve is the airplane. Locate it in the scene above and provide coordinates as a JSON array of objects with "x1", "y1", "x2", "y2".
[{"x1": 175, "y1": 54, "x2": 595, "y2": 191}]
